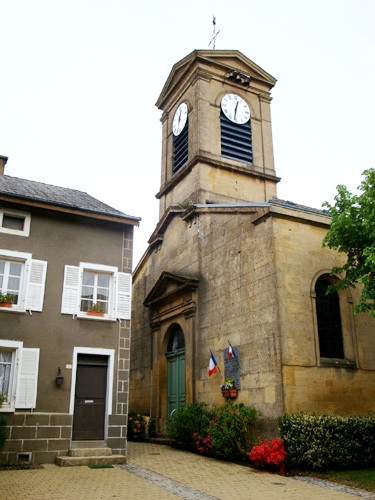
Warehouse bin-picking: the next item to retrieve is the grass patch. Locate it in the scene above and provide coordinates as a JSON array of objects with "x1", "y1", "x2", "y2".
[{"x1": 313, "y1": 468, "x2": 375, "y2": 493}]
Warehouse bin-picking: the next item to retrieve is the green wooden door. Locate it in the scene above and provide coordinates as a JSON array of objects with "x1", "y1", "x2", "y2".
[{"x1": 166, "y1": 347, "x2": 185, "y2": 420}]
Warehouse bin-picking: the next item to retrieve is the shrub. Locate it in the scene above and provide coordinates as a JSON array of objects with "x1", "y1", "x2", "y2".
[
  {"x1": 127, "y1": 410, "x2": 149, "y2": 441},
  {"x1": 278, "y1": 413, "x2": 375, "y2": 470},
  {"x1": 168, "y1": 401, "x2": 257, "y2": 461},
  {"x1": 209, "y1": 402, "x2": 257, "y2": 460},
  {"x1": 168, "y1": 402, "x2": 214, "y2": 451}
]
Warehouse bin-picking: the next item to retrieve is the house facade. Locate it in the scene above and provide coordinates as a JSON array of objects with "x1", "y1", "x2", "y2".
[
  {"x1": 0, "y1": 156, "x2": 140, "y2": 464},
  {"x1": 129, "y1": 50, "x2": 375, "y2": 434}
]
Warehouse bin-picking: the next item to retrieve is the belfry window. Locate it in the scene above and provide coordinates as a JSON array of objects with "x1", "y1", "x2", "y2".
[
  {"x1": 220, "y1": 111, "x2": 252, "y2": 164},
  {"x1": 172, "y1": 120, "x2": 189, "y2": 174},
  {"x1": 315, "y1": 277, "x2": 344, "y2": 359}
]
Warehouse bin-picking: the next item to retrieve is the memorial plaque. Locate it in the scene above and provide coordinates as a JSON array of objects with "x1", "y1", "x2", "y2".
[{"x1": 224, "y1": 347, "x2": 240, "y2": 389}]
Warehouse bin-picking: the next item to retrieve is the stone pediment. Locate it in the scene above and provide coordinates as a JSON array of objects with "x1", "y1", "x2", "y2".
[
  {"x1": 144, "y1": 271, "x2": 199, "y2": 308},
  {"x1": 156, "y1": 49, "x2": 277, "y2": 110}
]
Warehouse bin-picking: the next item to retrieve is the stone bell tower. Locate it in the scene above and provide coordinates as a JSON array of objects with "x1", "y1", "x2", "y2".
[{"x1": 155, "y1": 50, "x2": 279, "y2": 219}]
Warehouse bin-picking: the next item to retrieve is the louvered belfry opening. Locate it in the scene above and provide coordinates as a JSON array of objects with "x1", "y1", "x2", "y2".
[
  {"x1": 315, "y1": 278, "x2": 345, "y2": 359},
  {"x1": 220, "y1": 112, "x2": 252, "y2": 164},
  {"x1": 172, "y1": 120, "x2": 189, "y2": 174}
]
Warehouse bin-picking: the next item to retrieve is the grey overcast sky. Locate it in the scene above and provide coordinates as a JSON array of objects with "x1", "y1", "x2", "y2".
[{"x1": 1, "y1": 0, "x2": 374, "y2": 266}]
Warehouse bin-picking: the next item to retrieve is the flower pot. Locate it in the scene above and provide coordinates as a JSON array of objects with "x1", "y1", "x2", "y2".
[
  {"x1": 87, "y1": 310, "x2": 105, "y2": 317},
  {"x1": 0, "y1": 302, "x2": 13, "y2": 308},
  {"x1": 221, "y1": 388, "x2": 238, "y2": 399}
]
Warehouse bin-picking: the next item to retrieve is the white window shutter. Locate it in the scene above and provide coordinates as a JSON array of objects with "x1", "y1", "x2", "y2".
[
  {"x1": 25, "y1": 260, "x2": 48, "y2": 311},
  {"x1": 116, "y1": 272, "x2": 132, "y2": 320},
  {"x1": 15, "y1": 348, "x2": 39, "y2": 409},
  {"x1": 61, "y1": 265, "x2": 80, "y2": 314}
]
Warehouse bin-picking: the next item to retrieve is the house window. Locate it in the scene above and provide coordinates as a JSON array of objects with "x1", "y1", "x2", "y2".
[
  {"x1": 61, "y1": 263, "x2": 132, "y2": 320},
  {"x1": 315, "y1": 277, "x2": 344, "y2": 359},
  {"x1": 0, "y1": 208, "x2": 31, "y2": 237},
  {"x1": 0, "y1": 259, "x2": 22, "y2": 305},
  {"x1": 0, "y1": 350, "x2": 14, "y2": 406},
  {"x1": 0, "y1": 250, "x2": 47, "y2": 312},
  {"x1": 81, "y1": 271, "x2": 111, "y2": 314},
  {"x1": 0, "y1": 340, "x2": 39, "y2": 412},
  {"x1": 2, "y1": 215, "x2": 25, "y2": 231}
]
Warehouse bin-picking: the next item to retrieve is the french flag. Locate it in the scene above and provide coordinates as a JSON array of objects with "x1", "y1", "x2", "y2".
[
  {"x1": 228, "y1": 341, "x2": 236, "y2": 359},
  {"x1": 208, "y1": 351, "x2": 218, "y2": 376}
]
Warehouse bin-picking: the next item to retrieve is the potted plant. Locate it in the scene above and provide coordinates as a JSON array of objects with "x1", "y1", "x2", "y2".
[
  {"x1": 0, "y1": 393, "x2": 6, "y2": 407},
  {"x1": 87, "y1": 303, "x2": 105, "y2": 317},
  {"x1": 0, "y1": 292, "x2": 14, "y2": 308},
  {"x1": 220, "y1": 378, "x2": 238, "y2": 399}
]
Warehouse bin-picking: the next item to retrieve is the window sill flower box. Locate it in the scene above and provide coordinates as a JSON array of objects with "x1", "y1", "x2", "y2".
[
  {"x1": 87, "y1": 310, "x2": 105, "y2": 317},
  {"x1": 86, "y1": 303, "x2": 105, "y2": 317},
  {"x1": 0, "y1": 293, "x2": 15, "y2": 308},
  {"x1": 0, "y1": 302, "x2": 13, "y2": 308}
]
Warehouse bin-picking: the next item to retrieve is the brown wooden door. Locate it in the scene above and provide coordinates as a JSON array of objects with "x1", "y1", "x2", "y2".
[{"x1": 72, "y1": 354, "x2": 108, "y2": 440}]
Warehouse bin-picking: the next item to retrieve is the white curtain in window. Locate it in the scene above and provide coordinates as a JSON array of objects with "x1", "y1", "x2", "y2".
[{"x1": 0, "y1": 351, "x2": 12, "y2": 396}]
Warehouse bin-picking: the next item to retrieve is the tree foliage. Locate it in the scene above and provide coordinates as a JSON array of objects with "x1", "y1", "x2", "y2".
[{"x1": 323, "y1": 168, "x2": 375, "y2": 316}]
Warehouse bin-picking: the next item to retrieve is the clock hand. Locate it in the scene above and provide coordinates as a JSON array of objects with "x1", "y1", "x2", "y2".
[{"x1": 234, "y1": 101, "x2": 239, "y2": 120}]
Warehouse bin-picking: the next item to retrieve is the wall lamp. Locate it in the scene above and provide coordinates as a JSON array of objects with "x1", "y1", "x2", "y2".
[{"x1": 55, "y1": 367, "x2": 64, "y2": 387}]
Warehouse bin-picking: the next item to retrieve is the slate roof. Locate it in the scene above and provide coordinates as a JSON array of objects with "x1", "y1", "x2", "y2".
[
  {"x1": 0, "y1": 175, "x2": 140, "y2": 223},
  {"x1": 269, "y1": 197, "x2": 329, "y2": 217},
  {"x1": 194, "y1": 198, "x2": 329, "y2": 217}
]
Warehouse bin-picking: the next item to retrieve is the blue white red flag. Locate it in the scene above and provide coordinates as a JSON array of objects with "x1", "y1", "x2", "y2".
[
  {"x1": 208, "y1": 351, "x2": 218, "y2": 376},
  {"x1": 228, "y1": 340, "x2": 237, "y2": 359}
]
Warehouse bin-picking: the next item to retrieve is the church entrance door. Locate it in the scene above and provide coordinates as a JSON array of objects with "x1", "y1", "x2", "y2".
[{"x1": 166, "y1": 325, "x2": 185, "y2": 419}]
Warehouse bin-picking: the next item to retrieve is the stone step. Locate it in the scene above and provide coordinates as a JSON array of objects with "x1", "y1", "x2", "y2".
[
  {"x1": 69, "y1": 447, "x2": 112, "y2": 457},
  {"x1": 55, "y1": 454, "x2": 126, "y2": 467},
  {"x1": 70, "y1": 440, "x2": 106, "y2": 449}
]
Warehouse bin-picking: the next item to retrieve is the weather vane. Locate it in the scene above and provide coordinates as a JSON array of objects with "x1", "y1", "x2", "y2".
[{"x1": 208, "y1": 16, "x2": 220, "y2": 49}]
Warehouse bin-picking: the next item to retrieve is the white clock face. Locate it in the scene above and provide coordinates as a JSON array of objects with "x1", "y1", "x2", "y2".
[
  {"x1": 172, "y1": 102, "x2": 188, "y2": 136},
  {"x1": 221, "y1": 94, "x2": 250, "y2": 124}
]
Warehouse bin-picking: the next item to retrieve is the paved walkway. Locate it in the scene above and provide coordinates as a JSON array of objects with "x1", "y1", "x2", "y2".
[{"x1": 1, "y1": 441, "x2": 374, "y2": 499}]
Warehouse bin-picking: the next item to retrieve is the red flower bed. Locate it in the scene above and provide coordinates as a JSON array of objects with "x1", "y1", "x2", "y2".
[{"x1": 249, "y1": 438, "x2": 287, "y2": 473}]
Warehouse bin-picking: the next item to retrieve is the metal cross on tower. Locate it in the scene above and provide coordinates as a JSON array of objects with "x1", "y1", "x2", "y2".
[{"x1": 208, "y1": 16, "x2": 220, "y2": 49}]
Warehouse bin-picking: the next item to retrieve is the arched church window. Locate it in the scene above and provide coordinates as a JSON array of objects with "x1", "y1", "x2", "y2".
[
  {"x1": 315, "y1": 277, "x2": 344, "y2": 359},
  {"x1": 167, "y1": 324, "x2": 185, "y2": 352}
]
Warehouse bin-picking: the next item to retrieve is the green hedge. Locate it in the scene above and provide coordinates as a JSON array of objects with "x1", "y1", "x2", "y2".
[{"x1": 278, "y1": 413, "x2": 375, "y2": 470}]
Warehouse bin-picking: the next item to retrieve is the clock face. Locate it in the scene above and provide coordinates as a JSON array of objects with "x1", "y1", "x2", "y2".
[
  {"x1": 221, "y1": 94, "x2": 250, "y2": 124},
  {"x1": 172, "y1": 103, "x2": 188, "y2": 136}
]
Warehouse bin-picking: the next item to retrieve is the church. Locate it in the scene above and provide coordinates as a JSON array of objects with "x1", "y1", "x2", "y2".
[{"x1": 129, "y1": 50, "x2": 375, "y2": 434}]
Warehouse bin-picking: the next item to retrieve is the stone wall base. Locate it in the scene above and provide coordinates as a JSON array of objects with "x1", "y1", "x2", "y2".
[{"x1": 0, "y1": 412, "x2": 127, "y2": 465}]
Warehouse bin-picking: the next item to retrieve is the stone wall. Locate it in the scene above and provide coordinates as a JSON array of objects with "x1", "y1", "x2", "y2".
[{"x1": 1, "y1": 413, "x2": 72, "y2": 464}]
